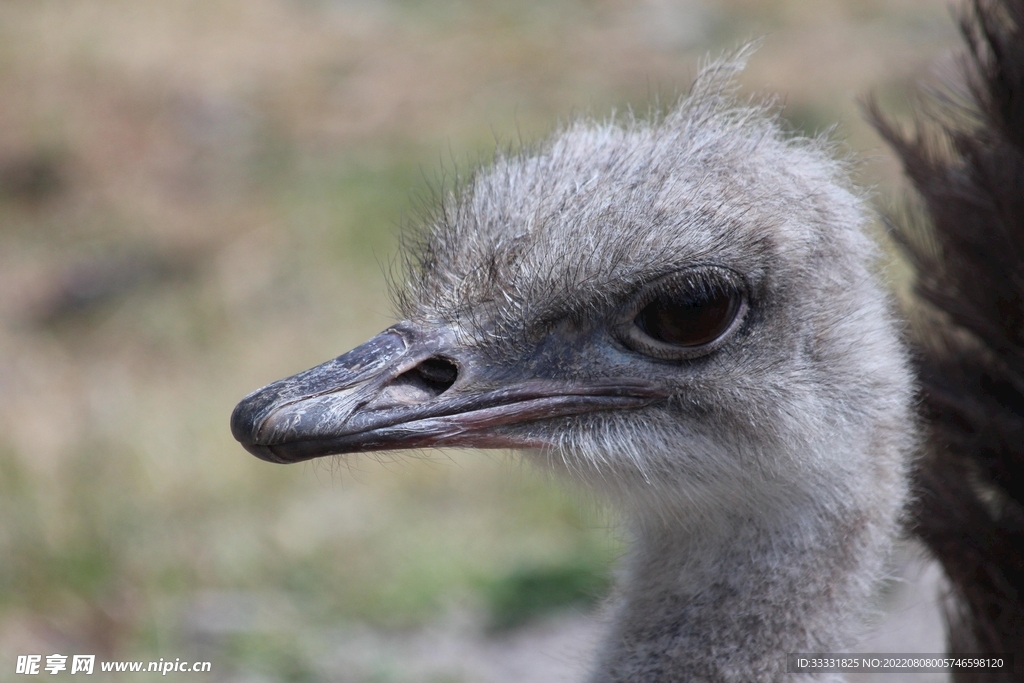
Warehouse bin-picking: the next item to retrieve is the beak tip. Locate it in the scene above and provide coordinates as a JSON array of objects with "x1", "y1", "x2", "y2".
[
  {"x1": 230, "y1": 393, "x2": 264, "y2": 448},
  {"x1": 231, "y1": 389, "x2": 316, "y2": 464}
]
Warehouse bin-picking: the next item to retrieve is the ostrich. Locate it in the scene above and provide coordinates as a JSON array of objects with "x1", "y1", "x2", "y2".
[{"x1": 232, "y1": 0, "x2": 1024, "y2": 679}]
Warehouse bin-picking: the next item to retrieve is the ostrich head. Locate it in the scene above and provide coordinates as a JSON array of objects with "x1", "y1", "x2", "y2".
[{"x1": 233, "y1": 60, "x2": 911, "y2": 520}]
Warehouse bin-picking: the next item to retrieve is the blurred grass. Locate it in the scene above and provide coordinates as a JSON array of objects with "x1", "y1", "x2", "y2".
[
  {"x1": 0, "y1": 0, "x2": 959, "y2": 680},
  {"x1": 482, "y1": 557, "x2": 613, "y2": 633}
]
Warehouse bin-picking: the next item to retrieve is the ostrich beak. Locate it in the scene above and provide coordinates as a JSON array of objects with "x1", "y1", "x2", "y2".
[{"x1": 231, "y1": 322, "x2": 662, "y2": 464}]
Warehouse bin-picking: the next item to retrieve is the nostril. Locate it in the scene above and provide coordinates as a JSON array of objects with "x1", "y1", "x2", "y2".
[{"x1": 397, "y1": 356, "x2": 459, "y2": 397}]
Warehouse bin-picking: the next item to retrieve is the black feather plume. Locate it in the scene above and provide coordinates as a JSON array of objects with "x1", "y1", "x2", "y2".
[{"x1": 869, "y1": 0, "x2": 1024, "y2": 677}]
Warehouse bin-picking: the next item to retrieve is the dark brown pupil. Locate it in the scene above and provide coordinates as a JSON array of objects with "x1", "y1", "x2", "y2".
[{"x1": 635, "y1": 287, "x2": 739, "y2": 347}]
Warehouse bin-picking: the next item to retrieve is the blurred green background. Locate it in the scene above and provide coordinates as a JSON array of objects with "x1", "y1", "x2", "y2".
[{"x1": 0, "y1": 0, "x2": 957, "y2": 681}]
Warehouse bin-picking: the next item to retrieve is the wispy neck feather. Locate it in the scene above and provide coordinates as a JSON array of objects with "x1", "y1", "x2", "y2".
[
  {"x1": 586, "y1": 416, "x2": 911, "y2": 682},
  {"x1": 584, "y1": 468, "x2": 897, "y2": 681}
]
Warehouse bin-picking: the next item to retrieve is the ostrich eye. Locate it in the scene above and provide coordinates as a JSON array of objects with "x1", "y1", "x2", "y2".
[
  {"x1": 617, "y1": 268, "x2": 747, "y2": 360},
  {"x1": 635, "y1": 287, "x2": 740, "y2": 347}
]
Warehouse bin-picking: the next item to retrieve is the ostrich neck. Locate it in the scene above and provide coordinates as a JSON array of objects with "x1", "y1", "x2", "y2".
[{"x1": 591, "y1": 488, "x2": 888, "y2": 683}]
